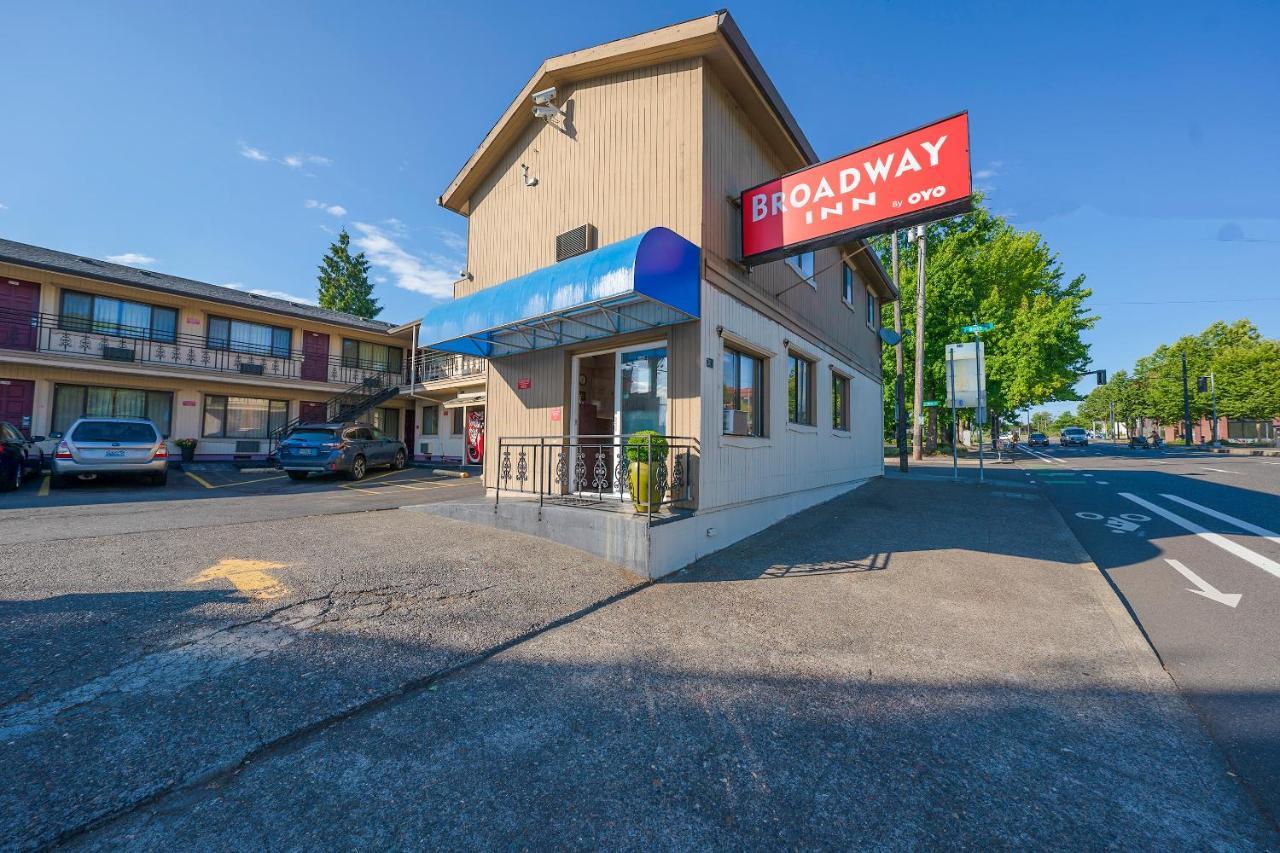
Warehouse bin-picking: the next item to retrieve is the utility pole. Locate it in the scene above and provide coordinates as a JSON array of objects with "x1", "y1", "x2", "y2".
[
  {"x1": 911, "y1": 225, "x2": 927, "y2": 461},
  {"x1": 1181, "y1": 351, "x2": 1193, "y2": 446},
  {"x1": 892, "y1": 231, "x2": 908, "y2": 472},
  {"x1": 1210, "y1": 372, "x2": 1218, "y2": 447}
]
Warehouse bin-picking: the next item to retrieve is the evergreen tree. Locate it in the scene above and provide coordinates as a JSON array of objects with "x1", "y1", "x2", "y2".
[{"x1": 317, "y1": 229, "x2": 380, "y2": 319}]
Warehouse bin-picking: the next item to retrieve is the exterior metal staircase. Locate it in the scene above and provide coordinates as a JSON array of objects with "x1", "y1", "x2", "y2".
[{"x1": 269, "y1": 375, "x2": 404, "y2": 453}]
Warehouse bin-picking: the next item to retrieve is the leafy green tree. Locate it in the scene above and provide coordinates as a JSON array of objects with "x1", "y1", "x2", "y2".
[
  {"x1": 878, "y1": 198, "x2": 1095, "y2": 437},
  {"x1": 317, "y1": 229, "x2": 380, "y2": 319},
  {"x1": 1214, "y1": 339, "x2": 1280, "y2": 420},
  {"x1": 1053, "y1": 409, "x2": 1085, "y2": 431},
  {"x1": 1031, "y1": 411, "x2": 1053, "y2": 433},
  {"x1": 1134, "y1": 320, "x2": 1265, "y2": 426}
]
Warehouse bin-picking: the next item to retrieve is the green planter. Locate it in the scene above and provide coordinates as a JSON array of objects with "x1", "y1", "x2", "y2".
[{"x1": 625, "y1": 431, "x2": 669, "y2": 513}]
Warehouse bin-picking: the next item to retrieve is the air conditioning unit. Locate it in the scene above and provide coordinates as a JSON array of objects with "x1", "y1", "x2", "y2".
[
  {"x1": 723, "y1": 408, "x2": 749, "y2": 436},
  {"x1": 238, "y1": 363, "x2": 264, "y2": 375},
  {"x1": 556, "y1": 224, "x2": 597, "y2": 262}
]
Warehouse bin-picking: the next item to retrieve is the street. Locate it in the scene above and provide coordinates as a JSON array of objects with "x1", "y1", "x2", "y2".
[{"x1": 1008, "y1": 441, "x2": 1280, "y2": 823}]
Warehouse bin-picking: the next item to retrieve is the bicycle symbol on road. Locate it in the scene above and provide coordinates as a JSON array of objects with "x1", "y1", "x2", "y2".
[{"x1": 1076, "y1": 511, "x2": 1150, "y2": 534}]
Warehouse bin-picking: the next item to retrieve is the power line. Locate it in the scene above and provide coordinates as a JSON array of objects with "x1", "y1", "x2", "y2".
[{"x1": 1090, "y1": 296, "x2": 1280, "y2": 306}]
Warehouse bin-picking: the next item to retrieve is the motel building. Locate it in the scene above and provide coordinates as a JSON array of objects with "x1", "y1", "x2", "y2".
[
  {"x1": 414, "y1": 11, "x2": 901, "y2": 577},
  {"x1": 0, "y1": 239, "x2": 484, "y2": 465}
]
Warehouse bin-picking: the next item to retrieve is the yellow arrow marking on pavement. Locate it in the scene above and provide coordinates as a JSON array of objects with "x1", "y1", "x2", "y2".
[{"x1": 190, "y1": 558, "x2": 288, "y2": 600}]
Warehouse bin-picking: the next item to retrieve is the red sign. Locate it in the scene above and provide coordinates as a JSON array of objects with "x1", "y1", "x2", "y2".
[
  {"x1": 182, "y1": 400, "x2": 196, "y2": 407},
  {"x1": 549, "y1": 407, "x2": 561, "y2": 422},
  {"x1": 517, "y1": 377, "x2": 531, "y2": 390},
  {"x1": 740, "y1": 112, "x2": 971, "y2": 264}
]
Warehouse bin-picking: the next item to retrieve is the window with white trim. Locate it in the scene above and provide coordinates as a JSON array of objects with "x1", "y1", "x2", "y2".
[
  {"x1": 842, "y1": 264, "x2": 855, "y2": 306},
  {"x1": 865, "y1": 289, "x2": 878, "y2": 330},
  {"x1": 787, "y1": 352, "x2": 815, "y2": 426},
  {"x1": 785, "y1": 251, "x2": 814, "y2": 283},
  {"x1": 723, "y1": 346, "x2": 766, "y2": 437},
  {"x1": 832, "y1": 372, "x2": 850, "y2": 431}
]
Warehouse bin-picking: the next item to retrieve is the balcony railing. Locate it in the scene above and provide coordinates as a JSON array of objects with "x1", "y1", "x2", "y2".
[
  {"x1": 495, "y1": 433, "x2": 697, "y2": 522},
  {"x1": 0, "y1": 309, "x2": 408, "y2": 387},
  {"x1": 411, "y1": 350, "x2": 486, "y2": 384}
]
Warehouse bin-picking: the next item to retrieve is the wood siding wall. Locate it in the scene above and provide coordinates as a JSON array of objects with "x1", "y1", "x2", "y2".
[
  {"x1": 700, "y1": 73, "x2": 884, "y2": 378},
  {"x1": 464, "y1": 58, "x2": 704, "y2": 290}
]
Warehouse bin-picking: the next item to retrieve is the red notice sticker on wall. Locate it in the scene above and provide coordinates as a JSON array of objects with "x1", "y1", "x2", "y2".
[
  {"x1": 517, "y1": 377, "x2": 532, "y2": 390},
  {"x1": 182, "y1": 400, "x2": 197, "y2": 406},
  {"x1": 550, "y1": 407, "x2": 561, "y2": 422}
]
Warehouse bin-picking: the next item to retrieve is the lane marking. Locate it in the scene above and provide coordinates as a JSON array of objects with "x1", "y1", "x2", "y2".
[
  {"x1": 1097, "y1": 481, "x2": 1109, "y2": 485},
  {"x1": 1119, "y1": 493, "x2": 1280, "y2": 580},
  {"x1": 184, "y1": 470, "x2": 216, "y2": 489},
  {"x1": 1202, "y1": 467, "x2": 1238, "y2": 475},
  {"x1": 1164, "y1": 559, "x2": 1242, "y2": 608},
  {"x1": 37, "y1": 474, "x2": 50, "y2": 497},
  {"x1": 190, "y1": 558, "x2": 288, "y2": 600},
  {"x1": 1160, "y1": 494, "x2": 1280, "y2": 546}
]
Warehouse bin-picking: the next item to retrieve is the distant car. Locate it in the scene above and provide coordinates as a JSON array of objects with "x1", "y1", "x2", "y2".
[
  {"x1": 1, "y1": 421, "x2": 40, "y2": 491},
  {"x1": 1128, "y1": 435, "x2": 1151, "y2": 450},
  {"x1": 277, "y1": 422, "x2": 407, "y2": 481},
  {"x1": 1028, "y1": 432, "x2": 1049, "y2": 447},
  {"x1": 50, "y1": 418, "x2": 169, "y2": 488},
  {"x1": 1060, "y1": 427, "x2": 1089, "y2": 447}
]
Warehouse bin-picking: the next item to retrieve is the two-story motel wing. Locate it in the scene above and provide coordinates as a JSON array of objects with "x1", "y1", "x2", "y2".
[
  {"x1": 0, "y1": 239, "x2": 483, "y2": 461},
  {"x1": 415, "y1": 11, "x2": 898, "y2": 576}
]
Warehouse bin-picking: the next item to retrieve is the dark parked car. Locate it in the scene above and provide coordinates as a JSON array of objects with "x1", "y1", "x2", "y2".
[
  {"x1": 277, "y1": 422, "x2": 407, "y2": 481},
  {"x1": 50, "y1": 418, "x2": 169, "y2": 487},
  {"x1": 1060, "y1": 427, "x2": 1089, "y2": 447},
  {"x1": 1, "y1": 421, "x2": 39, "y2": 491},
  {"x1": 1028, "y1": 432, "x2": 1050, "y2": 447}
]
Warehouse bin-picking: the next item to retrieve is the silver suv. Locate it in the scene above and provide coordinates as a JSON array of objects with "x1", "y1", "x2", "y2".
[{"x1": 51, "y1": 418, "x2": 169, "y2": 488}]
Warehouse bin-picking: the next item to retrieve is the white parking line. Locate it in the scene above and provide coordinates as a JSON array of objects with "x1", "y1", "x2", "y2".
[
  {"x1": 1160, "y1": 494, "x2": 1280, "y2": 546},
  {"x1": 1202, "y1": 467, "x2": 1239, "y2": 475},
  {"x1": 1119, "y1": 493, "x2": 1280, "y2": 580}
]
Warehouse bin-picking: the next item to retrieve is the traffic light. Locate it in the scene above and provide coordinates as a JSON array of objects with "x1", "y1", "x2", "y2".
[
  {"x1": 1197, "y1": 377, "x2": 1209, "y2": 393},
  {"x1": 1096, "y1": 369, "x2": 1107, "y2": 385}
]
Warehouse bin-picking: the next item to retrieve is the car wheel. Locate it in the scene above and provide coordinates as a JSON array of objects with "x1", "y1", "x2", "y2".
[
  {"x1": 346, "y1": 455, "x2": 367, "y2": 481},
  {"x1": 2, "y1": 461, "x2": 19, "y2": 492},
  {"x1": 287, "y1": 471, "x2": 309, "y2": 481},
  {"x1": 391, "y1": 449, "x2": 406, "y2": 470}
]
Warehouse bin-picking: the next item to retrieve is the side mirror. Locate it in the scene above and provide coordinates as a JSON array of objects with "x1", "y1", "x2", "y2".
[
  {"x1": 31, "y1": 436, "x2": 46, "y2": 443},
  {"x1": 49, "y1": 431, "x2": 63, "y2": 440}
]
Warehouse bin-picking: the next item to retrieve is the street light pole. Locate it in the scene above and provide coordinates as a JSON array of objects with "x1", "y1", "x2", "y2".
[
  {"x1": 1181, "y1": 351, "x2": 1193, "y2": 447},
  {"x1": 892, "y1": 230, "x2": 908, "y2": 472},
  {"x1": 1210, "y1": 372, "x2": 1219, "y2": 448},
  {"x1": 911, "y1": 226, "x2": 927, "y2": 462}
]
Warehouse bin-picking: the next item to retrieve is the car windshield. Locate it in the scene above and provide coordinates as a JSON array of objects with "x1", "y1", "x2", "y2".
[
  {"x1": 71, "y1": 421, "x2": 157, "y2": 443},
  {"x1": 1064, "y1": 428, "x2": 1085, "y2": 435},
  {"x1": 286, "y1": 430, "x2": 337, "y2": 442},
  {"x1": 1031, "y1": 433, "x2": 1046, "y2": 439}
]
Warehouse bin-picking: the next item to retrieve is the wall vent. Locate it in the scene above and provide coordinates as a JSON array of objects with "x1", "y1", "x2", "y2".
[{"x1": 555, "y1": 224, "x2": 596, "y2": 262}]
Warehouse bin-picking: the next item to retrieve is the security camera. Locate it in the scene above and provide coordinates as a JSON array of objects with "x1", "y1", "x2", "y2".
[
  {"x1": 533, "y1": 104, "x2": 559, "y2": 119},
  {"x1": 531, "y1": 86, "x2": 557, "y2": 106}
]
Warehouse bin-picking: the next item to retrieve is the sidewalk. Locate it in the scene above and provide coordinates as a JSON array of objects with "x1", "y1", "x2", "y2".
[{"x1": 82, "y1": 476, "x2": 1276, "y2": 849}]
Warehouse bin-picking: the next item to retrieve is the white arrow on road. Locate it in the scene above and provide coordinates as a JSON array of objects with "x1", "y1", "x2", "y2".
[
  {"x1": 1164, "y1": 559, "x2": 1241, "y2": 608},
  {"x1": 1119, "y1": 493, "x2": 1280, "y2": 580}
]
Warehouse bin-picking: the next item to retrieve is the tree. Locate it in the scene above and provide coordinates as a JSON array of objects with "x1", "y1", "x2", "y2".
[
  {"x1": 1133, "y1": 320, "x2": 1267, "y2": 427},
  {"x1": 1214, "y1": 339, "x2": 1280, "y2": 420},
  {"x1": 1053, "y1": 409, "x2": 1085, "y2": 432},
  {"x1": 878, "y1": 198, "x2": 1096, "y2": 436},
  {"x1": 1031, "y1": 410, "x2": 1053, "y2": 433},
  {"x1": 317, "y1": 230, "x2": 380, "y2": 319}
]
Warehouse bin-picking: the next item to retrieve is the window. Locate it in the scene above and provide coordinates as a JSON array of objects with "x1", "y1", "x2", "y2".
[
  {"x1": 832, "y1": 372, "x2": 850, "y2": 431},
  {"x1": 866, "y1": 289, "x2": 878, "y2": 330},
  {"x1": 421, "y1": 405, "x2": 439, "y2": 435},
  {"x1": 723, "y1": 346, "x2": 765, "y2": 437},
  {"x1": 787, "y1": 353, "x2": 814, "y2": 425},
  {"x1": 451, "y1": 407, "x2": 464, "y2": 435},
  {"x1": 207, "y1": 317, "x2": 292, "y2": 358},
  {"x1": 202, "y1": 395, "x2": 288, "y2": 438},
  {"x1": 842, "y1": 264, "x2": 855, "y2": 306},
  {"x1": 341, "y1": 339, "x2": 403, "y2": 373},
  {"x1": 59, "y1": 290, "x2": 177, "y2": 342},
  {"x1": 785, "y1": 251, "x2": 815, "y2": 283},
  {"x1": 52, "y1": 384, "x2": 173, "y2": 436},
  {"x1": 1227, "y1": 419, "x2": 1275, "y2": 440},
  {"x1": 369, "y1": 407, "x2": 400, "y2": 439}
]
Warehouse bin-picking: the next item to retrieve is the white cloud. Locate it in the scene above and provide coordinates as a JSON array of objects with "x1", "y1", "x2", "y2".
[
  {"x1": 0, "y1": 202, "x2": 8, "y2": 211},
  {"x1": 351, "y1": 221, "x2": 458, "y2": 299},
  {"x1": 239, "y1": 144, "x2": 269, "y2": 162},
  {"x1": 223, "y1": 282, "x2": 317, "y2": 305},
  {"x1": 974, "y1": 160, "x2": 1003, "y2": 180},
  {"x1": 429, "y1": 226, "x2": 467, "y2": 254},
  {"x1": 105, "y1": 252, "x2": 158, "y2": 267},
  {"x1": 305, "y1": 199, "x2": 347, "y2": 217},
  {"x1": 282, "y1": 154, "x2": 303, "y2": 168}
]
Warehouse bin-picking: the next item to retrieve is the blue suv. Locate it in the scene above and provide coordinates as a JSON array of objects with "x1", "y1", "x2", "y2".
[{"x1": 278, "y1": 422, "x2": 407, "y2": 481}]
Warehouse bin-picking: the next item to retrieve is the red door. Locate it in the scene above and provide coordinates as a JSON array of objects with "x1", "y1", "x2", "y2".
[
  {"x1": 0, "y1": 278, "x2": 40, "y2": 351},
  {"x1": 301, "y1": 331, "x2": 330, "y2": 382},
  {"x1": 299, "y1": 401, "x2": 328, "y2": 424},
  {"x1": 0, "y1": 378, "x2": 36, "y2": 437},
  {"x1": 404, "y1": 408, "x2": 416, "y2": 457}
]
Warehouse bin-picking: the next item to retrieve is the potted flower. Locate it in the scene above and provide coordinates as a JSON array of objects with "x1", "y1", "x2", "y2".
[
  {"x1": 625, "y1": 430, "x2": 669, "y2": 513},
  {"x1": 174, "y1": 438, "x2": 198, "y2": 464}
]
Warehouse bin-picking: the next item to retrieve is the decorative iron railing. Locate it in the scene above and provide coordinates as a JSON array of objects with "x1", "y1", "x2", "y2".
[
  {"x1": 494, "y1": 433, "x2": 697, "y2": 522},
  {"x1": 0, "y1": 308, "x2": 408, "y2": 387},
  {"x1": 411, "y1": 350, "x2": 486, "y2": 384}
]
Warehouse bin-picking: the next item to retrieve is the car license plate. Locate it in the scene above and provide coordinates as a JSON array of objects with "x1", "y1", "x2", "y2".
[
  {"x1": 105, "y1": 449, "x2": 126, "y2": 457},
  {"x1": 296, "y1": 448, "x2": 315, "y2": 456}
]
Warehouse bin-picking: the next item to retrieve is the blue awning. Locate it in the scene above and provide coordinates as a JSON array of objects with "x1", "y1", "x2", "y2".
[{"x1": 418, "y1": 227, "x2": 700, "y2": 358}]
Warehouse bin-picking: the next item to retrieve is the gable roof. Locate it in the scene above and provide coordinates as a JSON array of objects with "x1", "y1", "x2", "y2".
[
  {"x1": 438, "y1": 10, "x2": 817, "y2": 215},
  {"x1": 0, "y1": 237, "x2": 400, "y2": 334}
]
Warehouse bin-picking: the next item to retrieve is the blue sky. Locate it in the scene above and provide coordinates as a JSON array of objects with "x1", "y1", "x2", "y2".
[{"x1": 3, "y1": 1, "x2": 1277, "y2": 409}]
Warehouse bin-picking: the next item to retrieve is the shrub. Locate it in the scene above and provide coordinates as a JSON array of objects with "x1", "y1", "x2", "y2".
[{"x1": 625, "y1": 430, "x2": 669, "y2": 463}]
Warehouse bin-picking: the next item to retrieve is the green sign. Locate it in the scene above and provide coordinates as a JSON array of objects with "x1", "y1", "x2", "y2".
[
  {"x1": 922, "y1": 400, "x2": 941, "y2": 408},
  {"x1": 962, "y1": 322, "x2": 994, "y2": 334}
]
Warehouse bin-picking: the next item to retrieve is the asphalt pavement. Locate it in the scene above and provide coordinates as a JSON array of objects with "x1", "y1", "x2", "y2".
[{"x1": 1010, "y1": 441, "x2": 1280, "y2": 826}]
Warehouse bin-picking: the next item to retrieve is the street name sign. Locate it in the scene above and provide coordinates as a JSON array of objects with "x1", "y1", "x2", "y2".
[{"x1": 961, "y1": 322, "x2": 994, "y2": 334}]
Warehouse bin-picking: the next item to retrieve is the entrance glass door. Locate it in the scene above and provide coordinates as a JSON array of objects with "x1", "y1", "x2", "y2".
[{"x1": 618, "y1": 345, "x2": 668, "y2": 435}]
